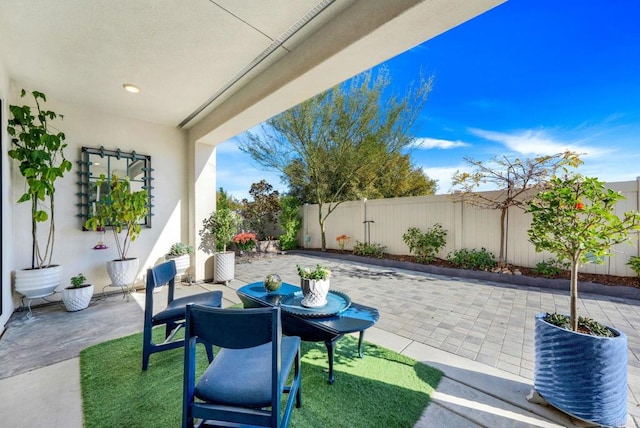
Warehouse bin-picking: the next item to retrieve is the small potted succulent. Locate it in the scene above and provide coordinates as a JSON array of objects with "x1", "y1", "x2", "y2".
[
  {"x1": 62, "y1": 273, "x2": 94, "y2": 312},
  {"x1": 165, "y1": 242, "x2": 194, "y2": 276},
  {"x1": 296, "y1": 264, "x2": 331, "y2": 308}
]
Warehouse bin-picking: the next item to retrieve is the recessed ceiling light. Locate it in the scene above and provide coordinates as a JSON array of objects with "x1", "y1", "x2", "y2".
[{"x1": 122, "y1": 83, "x2": 140, "y2": 93}]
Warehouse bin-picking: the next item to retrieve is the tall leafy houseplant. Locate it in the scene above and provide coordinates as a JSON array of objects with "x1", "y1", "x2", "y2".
[
  {"x1": 527, "y1": 174, "x2": 640, "y2": 331},
  {"x1": 8, "y1": 89, "x2": 72, "y2": 269},
  {"x1": 527, "y1": 173, "x2": 639, "y2": 426},
  {"x1": 85, "y1": 174, "x2": 149, "y2": 261}
]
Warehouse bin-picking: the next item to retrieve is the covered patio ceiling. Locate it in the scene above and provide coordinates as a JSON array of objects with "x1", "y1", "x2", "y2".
[{"x1": 0, "y1": 0, "x2": 505, "y2": 145}]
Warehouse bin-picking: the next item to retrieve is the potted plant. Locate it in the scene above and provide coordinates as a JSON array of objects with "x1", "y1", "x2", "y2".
[
  {"x1": 199, "y1": 208, "x2": 241, "y2": 284},
  {"x1": 62, "y1": 273, "x2": 94, "y2": 312},
  {"x1": 85, "y1": 174, "x2": 149, "y2": 288},
  {"x1": 8, "y1": 89, "x2": 73, "y2": 299},
  {"x1": 296, "y1": 263, "x2": 331, "y2": 307},
  {"x1": 232, "y1": 232, "x2": 257, "y2": 254},
  {"x1": 527, "y1": 173, "x2": 640, "y2": 426},
  {"x1": 165, "y1": 242, "x2": 194, "y2": 276}
]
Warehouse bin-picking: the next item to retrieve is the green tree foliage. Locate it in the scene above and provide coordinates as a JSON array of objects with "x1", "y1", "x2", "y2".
[
  {"x1": 84, "y1": 175, "x2": 149, "y2": 260},
  {"x1": 239, "y1": 67, "x2": 434, "y2": 249},
  {"x1": 216, "y1": 187, "x2": 241, "y2": 211},
  {"x1": 360, "y1": 152, "x2": 437, "y2": 199},
  {"x1": 199, "y1": 208, "x2": 242, "y2": 253},
  {"x1": 8, "y1": 89, "x2": 72, "y2": 268},
  {"x1": 527, "y1": 174, "x2": 640, "y2": 331},
  {"x1": 240, "y1": 180, "x2": 280, "y2": 240},
  {"x1": 279, "y1": 195, "x2": 302, "y2": 250},
  {"x1": 451, "y1": 151, "x2": 582, "y2": 266}
]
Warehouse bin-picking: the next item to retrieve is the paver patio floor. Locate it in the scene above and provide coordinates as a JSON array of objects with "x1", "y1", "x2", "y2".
[{"x1": 229, "y1": 252, "x2": 640, "y2": 425}]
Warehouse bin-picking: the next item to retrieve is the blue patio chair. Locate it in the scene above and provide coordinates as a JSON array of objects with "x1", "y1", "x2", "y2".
[
  {"x1": 182, "y1": 304, "x2": 302, "y2": 428},
  {"x1": 142, "y1": 259, "x2": 222, "y2": 370}
]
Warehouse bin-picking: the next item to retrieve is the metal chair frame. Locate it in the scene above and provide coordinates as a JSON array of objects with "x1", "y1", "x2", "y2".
[
  {"x1": 182, "y1": 305, "x2": 302, "y2": 428},
  {"x1": 142, "y1": 260, "x2": 221, "y2": 370}
]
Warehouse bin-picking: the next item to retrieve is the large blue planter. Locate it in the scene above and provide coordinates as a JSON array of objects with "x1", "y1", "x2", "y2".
[{"x1": 534, "y1": 313, "x2": 627, "y2": 427}]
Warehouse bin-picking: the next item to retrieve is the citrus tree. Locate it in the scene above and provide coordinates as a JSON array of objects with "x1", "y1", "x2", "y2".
[
  {"x1": 527, "y1": 174, "x2": 640, "y2": 331},
  {"x1": 199, "y1": 208, "x2": 242, "y2": 253}
]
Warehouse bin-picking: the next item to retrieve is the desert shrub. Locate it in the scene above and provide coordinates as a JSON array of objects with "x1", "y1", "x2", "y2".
[
  {"x1": 447, "y1": 248, "x2": 496, "y2": 271},
  {"x1": 279, "y1": 195, "x2": 301, "y2": 250},
  {"x1": 353, "y1": 241, "x2": 386, "y2": 258},
  {"x1": 532, "y1": 258, "x2": 569, "y2": 276},
  {"x1": 627, "y1": 256, "x2": 640, "y2": 277},
  {"x1": 402, "y1": 224, "x2": 447, "y2": 263}
]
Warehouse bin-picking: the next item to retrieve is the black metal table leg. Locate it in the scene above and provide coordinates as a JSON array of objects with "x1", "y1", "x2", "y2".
[
  {"x1": 358, "y1": 330, "x2": 365, "y2": 358},
  {"x1": 324, "y1": 335, "x2": 342, "y2": 384}
]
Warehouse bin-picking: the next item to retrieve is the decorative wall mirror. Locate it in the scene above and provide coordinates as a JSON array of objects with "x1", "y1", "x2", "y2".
[{"x1": 77, "y1": 146, "x2": 153, "y2": 228}]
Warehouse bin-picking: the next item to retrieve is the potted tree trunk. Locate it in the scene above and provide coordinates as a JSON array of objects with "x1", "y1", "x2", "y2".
[
  {"x1": 527, "y1": 173, "x2": 640, "y2": 427},
  {"x1": 8, "y1": 89, "x2": 73, "y2": 299},
  {"x1": 199, "y1": 208, "x2": 241, "y2": 284},
  {"x1": 85, "y1": 174, "x2": 149, "y2": 288},
  {"x1": 62, "y1": 273, "x2": 94, "y2": 312}
]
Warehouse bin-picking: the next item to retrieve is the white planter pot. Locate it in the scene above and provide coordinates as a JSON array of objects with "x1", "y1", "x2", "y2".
[
  {"x1": 214, "y1": 252, "x2": 235, "y2": 284},
  {"x1": 62, "y1": 284, "x2": 94, "y2": 312},
  {"x1": 14, "y1": 265, "x2": 62, "y2": 299},
  {"x1": 170, "y1": 254, "x2": 191, "y2": 276},
  {"x1": 300, "y1": 278, "x2": 330, "y2": 307},
  {"x1": 106, "y1": 258, "x2": 139, "y2": 287}
]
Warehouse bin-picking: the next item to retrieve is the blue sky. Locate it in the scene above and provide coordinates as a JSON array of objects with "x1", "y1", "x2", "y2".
[{"x1": 217, "y1": 0, "x2": 640, "y2": 200}]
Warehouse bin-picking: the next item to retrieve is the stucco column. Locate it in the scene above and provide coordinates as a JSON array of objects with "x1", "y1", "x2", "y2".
[{"x1": 188, "y1": 140, "x2": 217, "y2": 281}]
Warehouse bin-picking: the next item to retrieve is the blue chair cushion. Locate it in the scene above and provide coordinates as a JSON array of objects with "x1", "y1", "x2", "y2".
[
  {"x1": 194, "y1": 336, "x2": 301, "y2": 408},
  {"x1": 153, "y1": 291, "x2": 222, "y2": 324}
]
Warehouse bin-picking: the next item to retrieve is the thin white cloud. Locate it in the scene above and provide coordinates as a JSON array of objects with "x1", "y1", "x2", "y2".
[
  {"x1": 423, "y1": 166, "x2": 456, "y2": 194},
  {"x1": 412, "y1": 137, "x2": 470, "y2": 149},
  {"x1": 469, "y1": 128, "x2": 610, "y2": 157}
]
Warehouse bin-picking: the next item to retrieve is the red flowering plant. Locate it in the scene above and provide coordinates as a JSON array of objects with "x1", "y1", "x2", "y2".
[
  {"x1": 336, "y1": 234, "x2": 350, "y2": 251},
  {"x1": 232, "y1": 232, "x2": 257, "y2": 251}
]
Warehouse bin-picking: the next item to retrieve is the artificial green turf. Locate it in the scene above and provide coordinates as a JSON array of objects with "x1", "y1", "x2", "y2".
[{"x1": 80, "y1": 329, "x2": 442, "y2": 427}]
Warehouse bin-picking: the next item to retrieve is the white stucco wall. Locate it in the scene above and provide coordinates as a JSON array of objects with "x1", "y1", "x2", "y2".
[
  {"x1": 7, "y1": 86, "x2": 189, "y2": 308},
  {"x1": 0, "y1": 60, "x2": 12, "y2": 331},
  {"x1": 189, "y1": 139, "x2": 217, "y2": 281}
]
